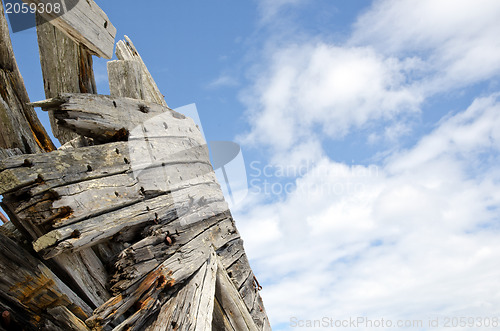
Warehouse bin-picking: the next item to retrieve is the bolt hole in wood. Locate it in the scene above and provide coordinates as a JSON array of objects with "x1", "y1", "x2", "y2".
[
  {"x1": 115, "y1": 192, "x2": 120, "y2": 197},
  {"x1": 113, "y1": 100, "x2": 117, "y2": 107},
  {"x1": 87, "y1": 165, "x2": 93, "y2": 172},
  {"x1": 124, "y1": 158, "x2": 130, "y2": 164},
  {"x1": 138, "y1": 104, "x2": 149, "y2": 113},
  {"x1": 104, "y1": 20, "x2": 108, "y2": 28},
  {"x1": 23, "y1": 159, "x2": 33, "y2": 167}
]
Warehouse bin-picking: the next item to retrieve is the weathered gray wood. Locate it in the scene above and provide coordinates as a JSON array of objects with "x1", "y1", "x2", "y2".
[
  {"x1": 116, "y1": 36, "x2": 168, "y2": 106},
  {"x1": 36, "y1": 14, "x2": 97, "y2": 145},
  {"x1": 0, "y1": 233, "x2": 92, "y2": 320},
  {"x1": 87, "y1": 217, "x2": 239, "y2": 328},
  {"x1": 23, "y1": 0, "x2": 116, "y2": 59},
  {"x1": 108, "y1": 60, "x2": 145, "y2": 100},
  {"x1": 0, "y1": 1, "x2": 55, "y2": 154},
  {"x1": 0, "y1": 148, "x2": 22, "y2": 161},
  {"x1": 212, "y1": 297, "x2": 237, "y2": 331},
  {"x1": 126, "y1": 250, "x2": 218, "y2": 331},
  {"x1": 111, "y1": 211, "x2": 232, "y2": 295},
  {"x1": 215, "y1": 257, "x2": 259, "y2": 331},
  {"x1": 32, "y1": 93, "x2": 204, "y2": 144},
  {"x1": 51, "y1": 250, "x2": 110, "y2": 308},
  {"x1": 35, "y1": 185, "x2": 227, "y2": 258},
  {"x1": 47, "y1": 306, "x2": 90, "y2": 331}
]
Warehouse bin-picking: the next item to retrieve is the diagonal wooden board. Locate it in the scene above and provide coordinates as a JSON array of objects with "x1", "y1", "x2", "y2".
[{"x1": 22, "y1": 0, "x2": 116, "y2": 59}]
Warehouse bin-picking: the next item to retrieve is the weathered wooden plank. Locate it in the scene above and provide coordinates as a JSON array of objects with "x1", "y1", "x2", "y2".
[
  {"x1": 212, "y1": 297, "x2": 237, "y2": 331},
  {"x1": 87, "y1": 217, "x2": 239, "y2": 329},
  {"x1": 0, "y1": 1, "x2": 55, "y2": 154},
  {"x1": 31, "y1": 93, "x2": 204, "y2": 144},
  {"x1": 35, "y1": 185, "x2": 228, "y2": 258},
  {"x1": 126, "y1": 250, "x2": 218, "y2": 331},
  {"x1": 47, "y1": 306, "x2": 90, "y2": 331},
  {"x1": 116, "y1": 36, "x2": 168, "y2": 106},
  {"x1": 215, "y1": 257, "x2": 259, "y2": 331},
  {"x1": 108, "y1": 60, "x2": 145, "y2": 100},
  {"x1": 111, "y1": 211, "x2": 232, "y2": 295},
  {"x1": 23, "y1": 0, "x2": 116, "y2": 59},
  {"x1": 0, "y1": 233, "x2": 92, "y2": 320},
  {"x1": 0, "y1": 141, "x2": 129, "y2": 195},
  {"x1": 0, "y1": 148, "x2": 22, "y2": 162},
  {"x1": 51, "y1": 250, "x2": 110, "y2": 309},
  {"x1": 36, "y1": 13, "x2": 97, "y2": 145}
]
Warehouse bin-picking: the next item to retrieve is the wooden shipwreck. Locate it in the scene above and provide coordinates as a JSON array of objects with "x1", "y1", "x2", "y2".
[{"x1": 0, "y1": 1, "x2": 271, "y2": 330}]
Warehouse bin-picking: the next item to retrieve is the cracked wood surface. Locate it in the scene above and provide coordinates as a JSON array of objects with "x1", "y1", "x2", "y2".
[
  {"x1": 0, "y1": 1, "x2": 55, "y2": 156},
  {"x1": 115, "y1": 36, "x2": 168, "y2": 107},
  {"x1": 36, "y1": 13, "x2": 97, "y2": 145},
  {"x1": 22, "y1": 0, "x2": 116, "y2": 59}
]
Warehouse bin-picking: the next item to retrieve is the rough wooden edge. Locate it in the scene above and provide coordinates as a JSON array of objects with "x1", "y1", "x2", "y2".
[
  {"x1": 23, "y1": 0, "x2": 116, "y2": 59},
  {"x1": 116, "y1": 36, "x2": 168, "y2": 106},
  {"x1": 0, "y1": 1, "x2": 56, "y2": 154}
]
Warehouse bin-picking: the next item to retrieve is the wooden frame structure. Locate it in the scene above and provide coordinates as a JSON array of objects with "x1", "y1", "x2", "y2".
[{"x1": 0, "y1": 1, "x2": 271, "y2": 330}]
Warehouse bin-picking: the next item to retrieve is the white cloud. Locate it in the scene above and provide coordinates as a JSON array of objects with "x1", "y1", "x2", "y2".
[
  {"x1": 237, "y1": 94, "x2": 500, "y2": 327},
  {"x1": 234, "y1": 1, "x2": 500, "y2": 329},
  {"x1": 350, "y1": 0, "x2": 500, "y2": 92},
  {"x1": 240, "y1": 44, "x2": 422, "y2": 154}
]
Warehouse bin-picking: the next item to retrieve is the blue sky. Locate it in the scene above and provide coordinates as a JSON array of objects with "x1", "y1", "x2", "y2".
[{"x1": 7, "y1": 1, "x2": 500, "y2": 330}]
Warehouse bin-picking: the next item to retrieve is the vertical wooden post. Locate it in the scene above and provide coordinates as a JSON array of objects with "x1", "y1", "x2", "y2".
[
  {"x1": 0, "y1": 1, "x2": 55, "y2": 157},
  {"x1": 36, "y1": 15, "x2": 97, "y2": 145}
]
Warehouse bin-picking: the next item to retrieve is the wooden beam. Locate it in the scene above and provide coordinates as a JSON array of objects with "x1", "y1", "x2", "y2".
[
  {"x1": 32, "y1": 93, "x2": 204, "y2": 144},
  {"x1": 87, "y1": 217, "x2": 239, "y2": 329},
  {"x1": 116, "y1": 36, "x2": 168, "y2": 106},
  {"x1": 125, "y1": 250, "x2": 218, "y2": 331},
  {"x1": 36, "y1": 14, "x2": 97, "y2": 145},
  {"x1": 108, "y1": 60, "x2": 145, "y2": 100},
  {"x1": 0, "y1": 233, "x2": 93, "y2": 321},
  {"x1": 0, "y1": 1, "x2": 55, "y2": 155},
  {"x1": 215, "y1": 256, "x2": 259, "y2": 331},
  {"x1": 23, "y1": 0, "x2": 116, "y2": 59}
]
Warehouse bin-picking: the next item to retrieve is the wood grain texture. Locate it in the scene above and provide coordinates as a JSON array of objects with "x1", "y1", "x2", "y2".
[
  {"x1": 36, "y1": 13, "x2": 97, "y2": 145},
  {"x1": 108, "y1": 60, "x2": 145, "y2": 100},
  {"x1": 115, "y1": 36, "x2": 168, "y2": 107},
  {"x1": 0, "y1": 233, "x2": 92, "y2": 320},
  {"x1": 32, "y1": 93, "x2": 203, "y2": 144},
  {"x1": 22, "y1": 0, "x2": 116, "y2": 59},
  {"x1": 0, "y1": 1, "x2": 55, "y2": 154}
]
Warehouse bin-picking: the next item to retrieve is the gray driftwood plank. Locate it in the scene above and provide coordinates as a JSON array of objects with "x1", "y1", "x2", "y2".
[
  {"x1": 215, "y1": 257, "x2": 259, "y2": 331},
  {"x1": 108, "y1": 60, "x2": 145, "y2": 101},
  {"x1": 0, "y1": 1, "x2": 55, "y2": 155},
  {"x1": 0, "y1": 233, "x2": 92, "y2": 321},
  {"x1": 31, "y1": 94, "x2": 204, "y2": 144},
  {"x1": 36, "y1": 13, "x2": 97, "y2": 144},
  {"x1": 86, "y1": 217, "x2": 239, "y2": 329},
  {"x1": 129, "y1": 250, "x2": 218, "y2": 331},
  {"x1": 115, "y1": 36, "x2": 168, "y2": 107},
  {"x1": 22, "y1": 0, "x2": 116, "y2": 59}
]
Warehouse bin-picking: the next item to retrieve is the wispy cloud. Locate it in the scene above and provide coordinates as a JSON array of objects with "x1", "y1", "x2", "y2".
[
  {"x1": 237, "y1": 94, "x2": 500, "y2": 326},
  {"x1": 235, "y1": 0, "x2": 500, "y2": 329}
]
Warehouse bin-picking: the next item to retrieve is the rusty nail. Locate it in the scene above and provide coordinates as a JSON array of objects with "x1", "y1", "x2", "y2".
[
  {"x1": 253, "y1": 275, "x2": 263, "y2": 291},
  {"x1": 165, "y1": 236, "x2": 172, "y2": 246},
  {"x1": 0, "y1": 210, "x2": 9, "y2": 224},
  {"x1": 2, "y1": 310, "x2": 11, "y2": 326}
]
